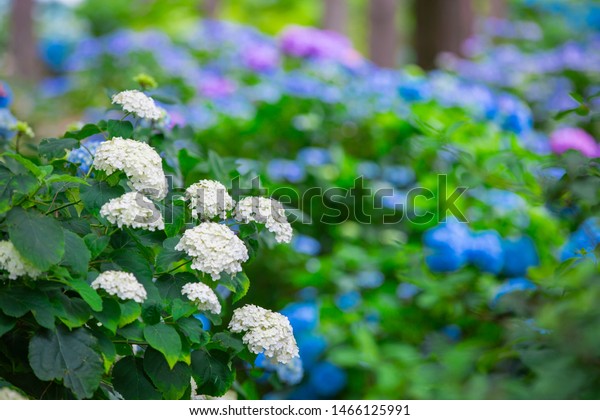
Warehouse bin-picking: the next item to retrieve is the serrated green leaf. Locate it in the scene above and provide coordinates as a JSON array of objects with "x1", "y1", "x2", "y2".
[
  {"x1": 107, "y1": 120, "x2": 134, "y2": 139},
  {"x1": 211, "y1": 332, "x2": 245, "y2": 354},
  {"x1": 61, "y1": 230, "x2": 91, "y2": 277},
  {"x1": 65, "y1": 124, "x2": 101, "y2": 141},
  {"x1": 118, "y1": 300, "x2": 142, "y2": 328},
  {"x1": 156, "y1": 237, "x2": 186, "y2": 272},
  {"x1": 80, "y1": 181, "x2": 125, "y2": 212},
  {"x1": 7, "y1": 207, "x2": 65, "y2": 271},
  {"x1": 84, "y1": 233, "x2": 110, "y2": 259},
  {"x1": 177, "y1": 317, "x2": 209, "y2": 345},
  {"x1": 0, "y1": 312, "x2": 16, "y2": 337},
  {"x1": 46, "y1": 174, "x2": 89, "y2": 186},
  {"x1": 155, "y1": 272, "x2": 196, "y2": 302},
  {"x1": 28, "y1": 325, "x2": 103, "y2": 399},
  {"x1": 54, "y1": 295, "x2": 90, "y2": 328},
  {"x1": 220, "y1": 272, "x2": 250, "y2": 303},
  {"x1": 144, "y1": 323, "x2": 182, "y2": 369},
  {"x1": 67, "y1": 278, "x2": 103, "y2": 312}
]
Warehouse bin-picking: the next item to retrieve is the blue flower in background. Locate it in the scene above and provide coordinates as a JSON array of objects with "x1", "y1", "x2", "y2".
[
  {"x1": 291, "y1": 235, "x2": 321, "y2": 256},
  {"x1": 296, "y1": 333, "x2": 327, "y2": 370},
  {"x1": 0, "y1": 81, "x2": 12, "y2": 108},
  {"x1": 397, "y1": 282, "x2": 421, "y2": 300},
  {"x1": 397, "y1": 76, "x2": 431, "y2": 102},
  {"x1": 308, "y1": 362, "x2": 347, "y2": 397},
  {"x1": 356, "y1": 270, "x2": 384, "y2": 289},
  {"x1": 423, "y1": 218, "x2": 471, "y2": 272},
  {"x1": 255, "y1": 354, "x2": 304, "y2": 386},
  {"x1": 335, "y1": 290, "x2": 362, "y2": 312},
  {"x1": 561, "y1": 218, "x2": 600, "y2": 261},
  {"x1": 296, "y1": 147, "x2": 331, "y2": 166},
  {"x1": 492, "y1": 277, "x2": 537, "y2": 306},
  {"x1": 267, "y1": 159, "x2": 306, "y2": 183},
  {"x1": 357, "y1": 161, "x2": 381, "y2": 180},
  {"x1": 467, "y1": 230, "x2": 505, "y2": 274},
  {"x1": 382, "y1": 165, "x2": 416, "y2": 187},
  {"x1": 0, "y1": 109, "x2": 17, "y2": 143},
  {"x1": 67, "y1": 135, "x2": 104, "y2": 174},
  {"x1": 502, "y1": 236, "x2": 539, "y2": 277},
  {"x1": 281, "y1": 302, "x2": 319, "y2": 334},
  {"x1": 39, "y1": 38, "x2": 72, "y2": 72},
  {"x1": 441, "y1": 324, "x2": 462, "y2": 342},
  {"x1": 40, "y1": 77, "x2": 72, "y2": 98},
  {"x1": 194, "y1": 314, "x2": 211, "y2": 331}
]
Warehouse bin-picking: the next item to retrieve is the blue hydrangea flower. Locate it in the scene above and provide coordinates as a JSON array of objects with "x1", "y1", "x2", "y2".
[
  {"x1": 423, "y1": 218, "x2": 471, "y2": 272},
  {"x1": 291, "y1": 235, "x2": 321, "y2": 256},
  {"x1": 357, "y1": 161, "x2": 381, "y2": 179},
  {"x1": 296, "y1": 147, "x2": 331, "y2": 166},
  {"x1": 382, "y1": 165, "x2": 416, "y2": 187},
  {"x1": 255, "y1": 353, "x2": 304, "y2": 386},
  {"x1": 561, "y1": 218, "x2": 600, "y2": 261},
  {"x1": 441, "y1": 324, "x2": 462, "y2": 342},
  {"x1": 296, "y1": 333, "x2": 327, "y2": 370},
  {"x1": 501, "y1": 236, "x2": 539, "y2": 277},
  {"x1": 67, "y1": 136, "x2": 104, "y2": 174},
  {"x1": 194, "y1": 314, "x2": 211, "y2": 331},
  {"x1": 281, "y1": 302, "x2": 319, "y2": 333},
  {"x1": 0, "y1": 109, "x2": 17, "y2": 142},
  {"x1": 466, "y1": 230, "x2": 505, "y2": 274},
  {"x1": 396, "y1": 282, "x2": 421, "y2": 300},
  {"x1": 335, "y1": 290, "x2": 362, "y2": 312},
  {"x1": 267, "y1": 159, "x2": 306, "y2": 183},
  {"x1": 492, "y1": 277, "x2": 537, "y2": 306},
  {"x1": 308, "y1": 362, "x2": 347, "y2": 397},
  {"x1": 356, "y1": 270, "x2": 384, "y2": 289},
  {"x1": 0, "y1": 81, "x2": 12, "y2": 109}
]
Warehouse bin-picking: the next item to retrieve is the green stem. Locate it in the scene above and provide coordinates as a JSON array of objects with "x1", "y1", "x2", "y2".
[{"x1": 45, "y1": 200, "x2": 81, "y2": 215}]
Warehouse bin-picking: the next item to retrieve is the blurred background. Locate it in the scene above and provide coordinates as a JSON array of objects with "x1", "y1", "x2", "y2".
[{"x1": 1, "y1": 0, "x2": 600, "y2": 400}]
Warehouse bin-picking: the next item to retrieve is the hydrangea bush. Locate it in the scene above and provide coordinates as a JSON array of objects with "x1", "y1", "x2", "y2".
[{"x1": 0, "y1": 87, "x2": 300, "y2": 400}]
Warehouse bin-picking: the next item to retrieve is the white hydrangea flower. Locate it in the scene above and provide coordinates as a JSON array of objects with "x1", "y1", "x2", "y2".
[
  {"x1": 186, "y1": 180, "x2": 235, "y2": 220},
  {"x1": 175, "y1": 223, "x2": 248, "y2": 280},
  {"x1": 0, "y1": 388, "x2": 27, "y2": 400},
  {"x1": 229, "y1": 304, "x2": 299, "y2": 364},
  {"x1": 91, "y1": 271, "x2": 147, "y2": 303},
  {"x1": 0, "y1": 241, "x2": 42, "y2": 280},
  {"x1": 234, "y1": 197, "x2": 293, "y2": 244},
  {"x1": 93, "y1": 137, "x2": 168, "y2": 199},
  {"x1": 112, "y1": 90, "x2": 162, "y2": 120},
  {"x1": 100, "y1": 192, "x2": 164, "y2": 231},
  {"x1": 181, "y1": 282, "x2": 221, "y2": 314}
]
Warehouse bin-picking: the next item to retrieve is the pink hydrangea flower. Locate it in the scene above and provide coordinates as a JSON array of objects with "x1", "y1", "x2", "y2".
[{"x1": 549, "y1": 127, "x2": 599, "y2": 158}]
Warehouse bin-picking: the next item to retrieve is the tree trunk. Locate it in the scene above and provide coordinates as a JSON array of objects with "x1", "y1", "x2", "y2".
[
  {"x1": 9, "y1": 0, "x2": 39, "y2": 81},
  {"x1": 368, "y1": 0, "x2": 398, "y2": 68},
  {"x1": 202, "y1": 0, "x2": 220, "y2": 19},
  {"x1": 323, "y1": 0, "x2": 348, "y2": 34},
  {"x1": 414, "y1": 0, "x2": 475, "y2": 70}
]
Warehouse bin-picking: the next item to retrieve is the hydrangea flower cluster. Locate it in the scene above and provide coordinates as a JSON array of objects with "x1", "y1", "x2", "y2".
[
  {"x1": 255, "y1": 353, "x2": 304, "y2": 386},
  {"x1": 68, "y1": 136, "x2": 104, "y2": 173},
  {"x1": 561, "y1": 218, "x2": 600, "y2": 261},
  {"x1": 234, "y1": 197, "x2": 293, "y2": 244},
  {"x1": 185, "y1": 180, "x2": 235, "y2": 219},
  {"x1": 0, "y1": 241, "x2": 42, "y2": 280},
  {"x1": 549, "y1": 127, "x2": 599, "y2": 158},
  {"x1": 111, "y1": 89, "x2": 162, "y2": 120},
  {"x1": 424, "y1": 218, "x2": 539, "y2": 276},
  {"x1": 91, "y1": 271, "x2": 147, "y2": 303},
  {"x1": 229, "y1": 304, "x2": 299, "y2": 364},
  {"x1": 93, "y1": 137, "x2": 168, "y2": 199},
  {"x1": 100, "y1": 192, "x2": 164, "y2": 231},
  {"x1": 175, "y1": 222, "x2": 249, "y2": 280},
  {"x1": 181, "y1": 282, "x2": 222, "y2": 314}
]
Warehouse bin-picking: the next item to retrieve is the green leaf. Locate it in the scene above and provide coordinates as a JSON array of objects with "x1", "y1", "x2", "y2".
[
  {"x1": 220, "y1": 272, "x2": 250, "y2": 303},
  {"x1": 569, "y1": 92, "x2": 585, "y2": 104},
  {"x1": 94, "y1": 299, "x2": 121, "y2": 333},
  {"x1": 117, "y1": 320, "x2": 145, "y2": 341},
  {"x1": 163, "y1": 200, "x2": 185, "y2": 237},
  {"x1": 28, "y1": 325, "x2": 103, "y2": 399},
  {"x1": 177, "y1": 317, "x2": 209, "y2": 345},
  {"x1": 144, "y1": 324, "x2": 182, "y2": 369},
  {"x1": 143, "y1": 348, "x2": 191, "y2": 400},
  {"x1": 0, "y1": 313, "x2": 16, "y2": 338},
  {"x1": 107, "y1": 120, "x2": 134, "y2": 139},
  {"x1": 61, "y1": 230, "x2": 91, "y2": 277},
  {"x1": 68, "y1": 278, "x2": 103, "y2": 312},
  {"x1": 211, "y1": 332, "x2": 245, "y2": 354},
  {"x1": 0, "y1": 163, "x2": 39, "y2": 213},
  {"x1": 7, "y1": 207, "x2": 65, "y2": 270},
  {"x1": 156, "y1": 237, "x2": 186, "y2": 272},
  {"x1": 155, "y1": 272, "x2": 196, "y2": 302},
  {"x1": 112, "y1": 356, "x2": 161, "y2": 400},
  {"x1": 112, "y1": 247, "x2": 153, "y2": 283},
  {"x1": 65, "y1": 123, "x2": 101, "y2": 141},
  {"x1": 84, "y1": 233, "x2": 110, "y2": 259},
  {"x1": 208, "y1": 150, "x2": 229, "y2": 184},
  {"x1": 38, "y1": 138, "x2": 79, "y2": 160},
  {"x1": 54, "y1": 295, "x2": 90, "y2": 328},
  {"x1": 91, "y1": 329, "x2": 116, "y2": 373},
  {"x1": 80, "y1": 181, "x2": 125, "y2": 212},
  {"x1": 171, "y1": 299, "x2": 196, "y2": 321},
  {"x1": 141, "y1": 303, "x2": 162, "y2": 325},
  {"x1": 118, "y1": 300, "x2": 142, "y2": 328},
  {"x1": 46, "y1": 174, "x2": 89, "y2": 186},
  {"x1": 190, "y1": 350, "x2": 235, "y2": 397},
  {"x1": 0, "y1": 286, "x2": 55, "y2": 329}
]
